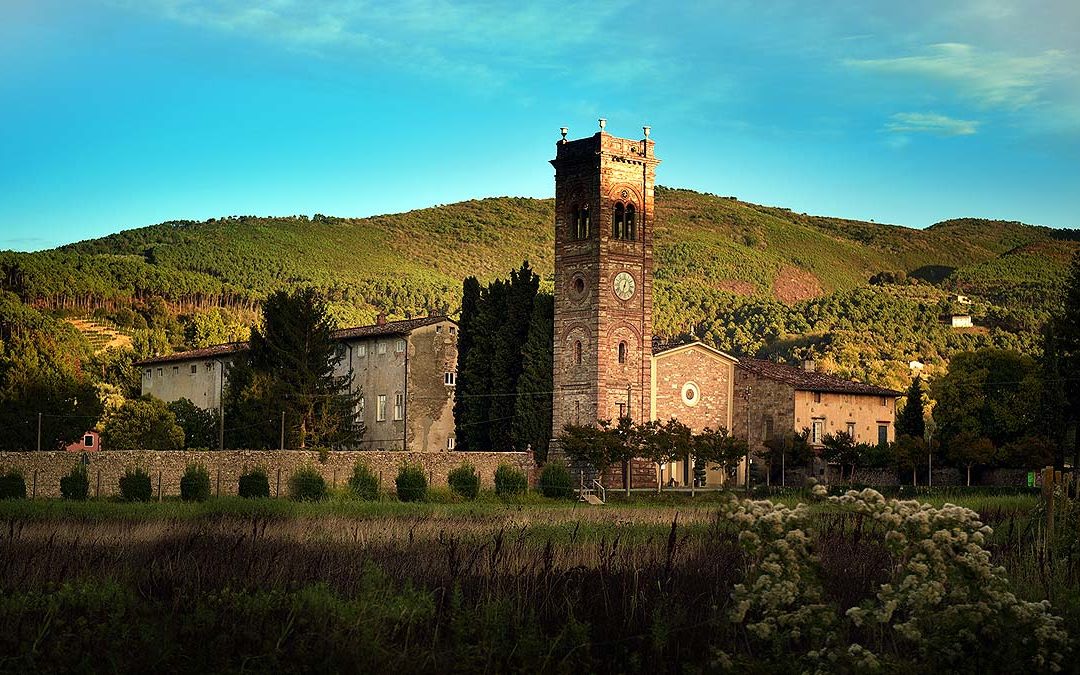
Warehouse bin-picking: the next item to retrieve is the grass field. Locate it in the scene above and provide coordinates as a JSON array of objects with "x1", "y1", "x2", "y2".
[{"x1": 0, "y1": 490, "x2": 1075, "y2": 673}]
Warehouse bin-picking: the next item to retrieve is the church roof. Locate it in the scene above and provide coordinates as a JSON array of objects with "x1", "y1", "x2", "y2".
[
  {"x1": 737, "y1": 359, "x2": 903, "y2": 397},
  {"x1": 652, "y1": 340, "x2": 738, "y2": 362},
  {"x1": 134, "y1": 315, "x2": 454, "y2": 366}
]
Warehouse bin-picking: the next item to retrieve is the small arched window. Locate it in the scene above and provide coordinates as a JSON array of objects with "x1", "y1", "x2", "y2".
[
  {"x1": 573, "y1": 205, "x2": 591, "y2": 240},
  {"x1": 575, "y1": 340, "x2": 583, "y2": 365},
  {"x1": 613, "y1": 203, "x2": 625, "y2": 239},
  {"x1": 618, "y1": 341, "x2": 627, "y2": 364},
  {"x1": 570, "y1": 205, "x2": 580, "y2": 239},
  {"x1": 625, "y1": 204, "x2": 636, "y2": 241},
  {"x1": 581, "y1": 206, "x2": 590, "y2": 238}
]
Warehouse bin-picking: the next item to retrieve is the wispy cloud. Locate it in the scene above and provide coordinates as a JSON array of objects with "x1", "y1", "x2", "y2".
[
  {"x1": 846, "y1": 42, "x2": 1071, "y2": 110},
  {"x1": 886, "y1": 112, "x2": 979, "y2": 136}
]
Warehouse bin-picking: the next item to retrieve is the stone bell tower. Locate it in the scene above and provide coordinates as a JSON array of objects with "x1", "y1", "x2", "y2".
[{"x1": 550, "y1": 120, "x2": 660, "y2": 446}]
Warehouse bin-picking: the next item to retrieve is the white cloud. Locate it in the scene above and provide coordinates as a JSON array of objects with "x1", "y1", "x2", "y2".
[
  {"x1": 886, "y1": 112, "x2": 979, "y2": 136},
  {"x1": 846, "y1": 42, "x2": 1072, "y2": 110}
]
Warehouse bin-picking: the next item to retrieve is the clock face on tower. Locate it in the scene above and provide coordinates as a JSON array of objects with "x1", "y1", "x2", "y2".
[{"x1": 613, "y1": 271, "x2": 636, "y2": 300}]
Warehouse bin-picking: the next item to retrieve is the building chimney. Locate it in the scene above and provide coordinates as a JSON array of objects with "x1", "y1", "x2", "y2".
[
  {"x1": 428, "y1": 307, "x2": 438, "y2": 318},
  {"x1": 802, "y1": 359, "x2": 816, "y2": 372},
  {"x1": 376, "y1": 313, "x2": 387, "y2": 326}
]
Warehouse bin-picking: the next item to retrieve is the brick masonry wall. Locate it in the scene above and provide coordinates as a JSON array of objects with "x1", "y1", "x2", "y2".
[{"x1": 0, "y1": 450, "x2": 534, "y2": 499}]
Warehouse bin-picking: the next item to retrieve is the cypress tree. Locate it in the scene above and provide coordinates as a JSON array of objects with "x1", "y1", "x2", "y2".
[
  {"x1": 1056, "y1": 251, "x2": 1080, "y2": 468},
  {"x1": 453, "y1": 277, "x2": 481, "y2": 449},
  {"x1": 896, "y1": 375, "x2": 926, "y2": 439},
  {"x1": 456, "y1": 280, "x2": 502, "y2": 450},
  {"x1": 512, "y1": 293, "x2": 553, "y2": 461},
  {"x1": 489, "y1": 262, "x2": 539, "y2": 451}
]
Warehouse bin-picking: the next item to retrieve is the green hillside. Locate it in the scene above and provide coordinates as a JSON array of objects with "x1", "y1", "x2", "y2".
[{"x1": 1, "y1": 188, "x2": 1075, "y2": 390}]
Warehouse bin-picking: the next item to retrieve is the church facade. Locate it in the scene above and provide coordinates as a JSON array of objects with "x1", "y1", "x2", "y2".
[{"x1": 549, "y1": 124, "x2": 901, "y2": 488}]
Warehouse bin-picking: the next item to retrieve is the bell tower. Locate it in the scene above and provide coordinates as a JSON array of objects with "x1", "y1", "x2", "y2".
[{"x1": 550, "y1": 121, "x2": 660, "y2": 442}]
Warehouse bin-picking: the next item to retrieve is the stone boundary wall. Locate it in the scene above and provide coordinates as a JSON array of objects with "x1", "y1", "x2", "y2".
[{"x1": 0, "y1": 450, "x2": 534, "y2": 499}]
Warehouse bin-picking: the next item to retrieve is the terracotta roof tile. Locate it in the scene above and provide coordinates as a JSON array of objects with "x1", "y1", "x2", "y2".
[{"x1": 737, "y1": 358, "x2": 902, "y2": 397}]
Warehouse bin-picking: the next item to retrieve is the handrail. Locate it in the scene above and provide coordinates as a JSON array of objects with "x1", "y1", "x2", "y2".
[{"x1": 591, "y1": 479, "x2": 606, "y2": 504}]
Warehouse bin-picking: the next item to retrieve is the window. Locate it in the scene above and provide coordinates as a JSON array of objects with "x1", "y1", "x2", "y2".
[
  {"x1": 377, "y1": 395, "x2": 387, "y2": 422},
  {"x1": 617, "y1": 402, "x2": 626, "y2": 418},
  {"x1": 357, "y1": 343, "x2": 367, "y2": 357},
  {"x1": 612, "y1": 202, "x2": 637, "y2": 241},
  {"x1": 812, "y1": 419, "x2": 825, "y2": 445},
  {"x1": 157, "y1": 368, "x2": 163, "y2": 377},
  {"x1": 378, "y1": 341, "x2": 387, "y2": 355},
  {"x1": 447, "y1": 437, "x2": 456, "y2": 450},
  {"x1": 145, "y1": 369, "x2": 152, "y2": 378},
  {"x1": 394, "y1": 393, "x2": 404, "y2": 421},
  {"x1": 878, "y1": 424, "x2": 889, "y2": 446},
  {"x1": 813, "y1": 391, "x2": 822, "y2": 403},
  {"x1": 572, "y1": 204, "x2": 590, "y2": 239},
  {"x1": 617, "y1": 341, "x2": 627, "y2": 364},
  {"x1": 575, "y1": 340, "x2": 582, "y2": 365},
  {"x1": 881, "y1": 396, "x2": 888, "y2": 407},
  {"x1": 449, "y1": 326, "x2": 456, "y2": 335},
  {"x1": 358, "y1": 396, "x2": 365, "y2": 417},
  {"x1": 190, "y1": 364, "x2": 197, "y2": 374},
  {"x1": 84, "y1": 435, "x2": 94, "y2": 447},
  {"x1": 172, "y1": 366, "x2": 179, "y2": 375},
  {"x1": 444, "y1": 372, "x2": 456, "y2": 386},
  {"x1": 395, "y1": 339, "x2": 406, "y2": 353},
  {"x1": 764, "y1": 417, "x2": 774, "y2": 440},
  {"x1": 681, "y1": 382, "x2": 700, "y2": 407},
  {"x1": 207, "y1": 362, "x2": 215, "y2": 371},
  {"x1": 847, "y1": 422, "x2": 856, "y2": 438},
  {"x1": 436, "y1": 325, "x2": 442, "y2": 333}
]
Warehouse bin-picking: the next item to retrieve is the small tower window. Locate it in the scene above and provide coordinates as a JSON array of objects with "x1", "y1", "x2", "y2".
[
  {"x1": 617, "y1": 341, "x2": 627, "y2": 364},
  {"x1": 572, "y1": 204, "x2": 591, "y2": 239},
  {"x1": 613, "y1": 203, "x2": 625, "y2": 239},
  {"x1": 575, "y1": 340, "x2": 582, "y2": 365},
  {"x1": 625, "y1": 204, "x2": 636, "y2": 240}
]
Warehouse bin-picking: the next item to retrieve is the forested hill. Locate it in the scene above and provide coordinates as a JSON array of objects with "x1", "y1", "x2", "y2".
[{"x1": 1, "y1": 187, "x2": 1076, "y2": 391}]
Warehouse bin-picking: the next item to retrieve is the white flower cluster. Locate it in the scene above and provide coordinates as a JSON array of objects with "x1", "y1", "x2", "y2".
[
  {"x1": 719, "y1": 486, "x2": 1069, "y2": 671},
  {"x1": 834, "y1": 489, "x2": 1069, "y2": 672}
]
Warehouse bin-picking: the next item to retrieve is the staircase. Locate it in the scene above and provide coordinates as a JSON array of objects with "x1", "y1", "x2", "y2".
[{"x1": 578, "y1": 478, "x2": 606, "y2": 505}]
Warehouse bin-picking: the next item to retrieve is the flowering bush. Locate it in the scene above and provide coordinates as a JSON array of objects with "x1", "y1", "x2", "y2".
[{"x1": 719, "y1": 483, "x2": 1069, "y2": 672}]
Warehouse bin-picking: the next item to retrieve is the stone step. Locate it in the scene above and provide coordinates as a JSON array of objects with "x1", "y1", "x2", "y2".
[{"x1": 582, "y1": 494, "x2": 604, "y2": 506}]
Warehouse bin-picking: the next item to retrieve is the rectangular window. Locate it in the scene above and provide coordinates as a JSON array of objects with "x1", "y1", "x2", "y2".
[
  {"x1": 172, "y1": 366, "x2": 179, "y2": 375},
  {"x1": 436, "y1": 325, "x2": 442, "y2": 333},
  {"x1": 206, "y1": 362, "x2": 215, "y2": 371},
  {"x1": 378, "y1": 341, "x2": 387, "y2": 355},
  {"x1": 395, "y1": 339, "x2": 406, "y2": 353},
  {"x1": 764, "y1": 417, "x2": 774, "y2": 440},
  {"x1": 444, "y1": 372, "x2": 456, "y2": 386},
  {"x1": 847, "y1": 422, "x2": 856, "y2": 439},
  {"x1": 84, "y1": 435, "x2": 94, "y2": 447},
  {"x1": 376, "y1": 395, "x2": 387, "y2": 422},
  {"x1": 394, "y1": 393, "x2": 404, "y2": 421},
  {"x1": 145, "y1": 369, "x2": 152, "y2": 378},
  {"x1": 881, "y1": 396, "x2": 888, "y2": 407},
  {"x1": 358, "y1": 396, "x2": 365, "y2": 417},
  {"x1": 811, "y1": 419, "x2": 824, "y2": 445},
  {"x1": 357, "y1": 343, "x2": 367, "y2": 357},
  {"x1": 616, "y1": 402, "x2": 626, "y2": 418},
  {"x1": 813, "y1": 391, "x2": 822, "y2": 403},
  {"x1": 878, "y1": 424, "x2": 889, "y2": 446},
  {"x1": 447, "y1": 437, "x2": 456, "y2": 450},
  {"x1": 157, "y1": 368, "x2": 163, "y2": 377},
  {"x1": 190, "y1": 364, "x2": 197, "y2": 374},
  {"x1": 449, "y1": 326, "x2": 456, "y2": 335}
]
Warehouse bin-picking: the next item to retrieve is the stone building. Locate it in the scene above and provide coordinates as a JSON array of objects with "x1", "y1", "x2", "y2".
[
  {"x1": 549, "y1": 123, "x2": 901, "y2": 488},
  {"x1": 135, "y1": 315, "x2": 458, "y2": 452}
]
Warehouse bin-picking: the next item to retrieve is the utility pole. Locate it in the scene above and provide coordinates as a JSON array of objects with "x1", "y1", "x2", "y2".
[
  {"x1": 36, "y1": 412, "x2": 42, "y2": 452},
  {"x1": 280, "y1": 410, "x2": 285, "y2": 451},
  {"x1": 218, "y1": 406, "x2": 224, "y2": 451}
]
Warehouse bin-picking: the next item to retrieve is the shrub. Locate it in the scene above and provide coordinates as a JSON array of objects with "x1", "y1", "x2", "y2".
[
  {"x1": 395, "y1": 464, "x2": 427, "y2": 502},
  {"x1": 119, "y1": 467, "x2": 152, "y2": 502},
  {"x1": 60, "y1": 465, "x2": 89, "y2": 500},
  {"x1": 0, "y1": 470, "x2": 26, "y2": 500},
  {"x1": 288, "y1": 466, "x2": 327, "y2": 502},
  {"x1": 238, "y1": 468, "x2": 270, "y2": 499},
  {"x1": 348, "y1": 461, "x2": 379, "y2": 500},
  {"x1": 539, "y1": 461, "x2": 573, "y2": 499},
  {"x1": 494, "y1": 464, "x2": 527, "y2": 497},
  {"x1": 180, "y1": 464, "x2": 211, "y2": 502},
  {"x1": 447, "y1": 463, "x2": 479, "y2": 500}
]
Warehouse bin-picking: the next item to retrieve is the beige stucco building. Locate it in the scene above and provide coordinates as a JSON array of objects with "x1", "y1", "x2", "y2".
[{"x1": 135, "y1": 315, "x2": 458, "y2": 452}]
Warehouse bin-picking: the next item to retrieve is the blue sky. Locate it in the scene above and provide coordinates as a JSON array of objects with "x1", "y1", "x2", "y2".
[{"x1": 1, "y1": 0, "x2": 1078, "y2": 251}]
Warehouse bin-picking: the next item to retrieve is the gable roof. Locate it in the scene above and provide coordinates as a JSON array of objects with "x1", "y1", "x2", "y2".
[
  {"x1": 652, "y1": 340, "x2": 738, "y2": 363},
  {"x1": 737, "y1": 358, "x2": 902, "y2": 397},
  {"x1": 134, "y1": 315, "x2": 454, "y2": 366}
]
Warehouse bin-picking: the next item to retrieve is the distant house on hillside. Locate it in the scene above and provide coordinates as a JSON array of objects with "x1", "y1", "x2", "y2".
[
  {"x1": 134, "y1": 314, "x2": 459, "y2": 452},
  {"x1": 946, "y1": 314, "x2": 974, "y2": 328}
]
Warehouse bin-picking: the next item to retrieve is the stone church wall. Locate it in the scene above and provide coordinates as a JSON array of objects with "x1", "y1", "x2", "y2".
[{"x1": 0, "y1": 450, "x2": 534, "y2": 499}]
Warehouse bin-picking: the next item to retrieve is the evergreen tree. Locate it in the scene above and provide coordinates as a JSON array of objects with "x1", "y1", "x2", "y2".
[
  {"x1": 1057, "y1": 251, "x2": 1080, "y2": 468},
  {"x1": 453, "y1": 277, "x2": 482, "y2": 450},
  {"x1": 488, "y1": 262, "x2": 539, "y2": 451},
  {"x1": 896, "y1": 375, "x2": 926, "y2": 439},
  {"x1": 228, "y1": 288, "x2": 361, "y2": 449},
  {"x1": 512, "y1": 293, "x2": 553, "y2": 461},
  {"x1": 456, "y1": 279, "x2": 502, "y2": 450},
  {"x1": 1039, "y1": 321, "x2": 1069, "y2": 467}
]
